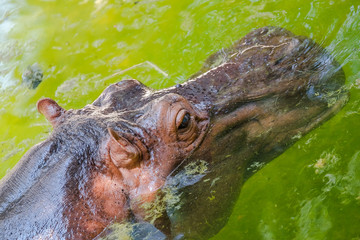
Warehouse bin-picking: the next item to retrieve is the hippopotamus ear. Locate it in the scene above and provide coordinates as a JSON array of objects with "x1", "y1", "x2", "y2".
[
  {"x1": 107, "y1": 128, "x2": 141, "y2": 169},
  {"x1": 37, "y1": 98, "x2": 66, "y2": 127}
]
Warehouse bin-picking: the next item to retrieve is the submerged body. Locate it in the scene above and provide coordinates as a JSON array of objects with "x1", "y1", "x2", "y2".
[{"x1": 0, "y1": 27, "x2": 347, "y2": 239}]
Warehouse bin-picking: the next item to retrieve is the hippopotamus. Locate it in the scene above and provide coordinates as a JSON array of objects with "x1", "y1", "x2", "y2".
[{"x1": 0, "y1": 27, "x2": 347, "y2": 239}]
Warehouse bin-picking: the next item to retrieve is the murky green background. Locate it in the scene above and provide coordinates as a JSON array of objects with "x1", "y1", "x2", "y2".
[{"x1": 1, "y1": 0, "x2": 360, "y2": 239}]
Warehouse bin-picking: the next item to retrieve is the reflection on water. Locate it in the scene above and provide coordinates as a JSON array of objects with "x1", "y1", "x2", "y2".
[
  {"x1": 0, "y1": 0, "x2": 360, "y2": 239},
  {"x1": 0, "y1": 0, "x2": 17, "y2": 89}
]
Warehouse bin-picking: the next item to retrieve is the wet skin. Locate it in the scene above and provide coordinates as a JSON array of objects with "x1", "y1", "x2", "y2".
[{"x1": 0, "y1": 27, "x2": 347, "y2": 239}]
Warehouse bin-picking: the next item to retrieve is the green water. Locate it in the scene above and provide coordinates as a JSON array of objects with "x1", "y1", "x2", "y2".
[{"x1": 1, "y1": 0, "x2": 360, "y2": 239}]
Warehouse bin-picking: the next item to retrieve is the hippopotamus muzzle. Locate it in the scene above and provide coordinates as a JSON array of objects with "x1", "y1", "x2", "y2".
[{"x1": 0, "y1": 27, "x2": 347, "y2": 239}]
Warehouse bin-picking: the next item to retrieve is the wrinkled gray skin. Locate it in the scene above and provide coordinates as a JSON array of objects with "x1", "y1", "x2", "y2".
[{"x1": 0, "y1": 27, "x2": 347, "y2": 240}]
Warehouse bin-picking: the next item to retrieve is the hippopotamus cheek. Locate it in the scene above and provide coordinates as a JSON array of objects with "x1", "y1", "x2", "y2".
[{"x1": 92, "y1": 174, "x2": 129, "y2": 220}]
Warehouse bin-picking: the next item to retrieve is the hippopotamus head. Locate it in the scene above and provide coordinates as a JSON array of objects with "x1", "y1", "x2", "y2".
[{"x1": 0, "y1": 27, "x2": 347, "y2": 239}]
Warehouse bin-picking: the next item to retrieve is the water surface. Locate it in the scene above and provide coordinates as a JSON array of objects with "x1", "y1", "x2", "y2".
[{"x1": 0, "y1": 0, "x2": 360, "y2": 239}]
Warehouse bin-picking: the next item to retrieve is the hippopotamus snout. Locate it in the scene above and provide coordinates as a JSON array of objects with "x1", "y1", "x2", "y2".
[{"x1": 164, "y1": 27, "x2": 348, "y2": 238}]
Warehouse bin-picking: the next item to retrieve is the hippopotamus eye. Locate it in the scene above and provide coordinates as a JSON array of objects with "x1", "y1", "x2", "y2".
[
  {"x1": 179, "y1": 112, "x2": 191, "y2": 130},
  {"x1": 176, "y1": 109, "x2": 192, "y2": 131}
]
